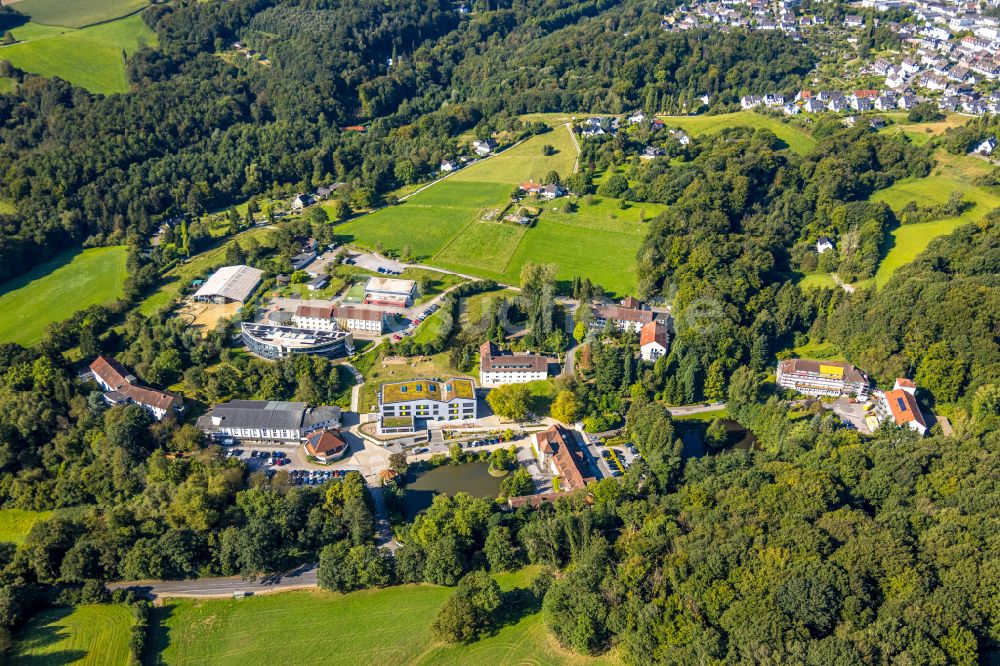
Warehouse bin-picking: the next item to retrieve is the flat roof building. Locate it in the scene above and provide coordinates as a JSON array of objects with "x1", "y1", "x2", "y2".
[
  {"x1": 193, "y1": 265, "x2": 264, "y2": 305},
  {"x1": 378, "y1": 378, "x2": 477, "y2": 434},
  {"x1": 364, "y1": 277, "x2": 416, "y2": 307},
  {"x1": 776, "y1": 359, "x2": 869, "y2": 399},
  {"x1": 197, "y1": 400, "x2": 340, "y2": 442},
  {"x1": 241, "y1": 322, "x2": 354, "y2": 360}
]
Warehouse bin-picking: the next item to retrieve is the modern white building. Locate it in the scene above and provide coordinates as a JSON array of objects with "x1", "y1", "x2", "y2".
[
  {"x1": 293, "y1": 304, "x2": 388, "y2": 334},
  {"x1": 479, "y1": 341, "x2": 549, "y2": 387},
  {"x1": 241, "y1": 322, "x2": 354, "y2": 360},
  {"x1": 776, "y1": 359, "x2": 870, "y2": 399},
  {"x1": 198, "y1": 400, "x2": 341, "y2": 442},
  {"x1": 639, "y1": 320, "x2": 670, "y2": 362},
  {"x1": 364, "y1": 277, "x2": 416, "y2": 307},
  {"x1": 378, "y1": 378, "x2": 477, "y2": 434}
]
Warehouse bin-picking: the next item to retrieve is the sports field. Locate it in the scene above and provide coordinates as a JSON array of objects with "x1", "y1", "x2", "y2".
[
  {"x1": 0, "y1": 508, "x2": 52, "y2": 544},
  {"x1": 147, "y1": 569, "x2": 617, "y2": 665},
  {"x1": 11, "y1": 604, "x2": 134, "y2": 665},
  {"x1": 658, "y1": 112, "x2": 816, "y2": 155},
  {"x1": 337, "y1": 130, "x2": 658, "y2": 296},
  {"x1": 0, "y1": 245, "x2": 127, "y2": 346},
  {"x1": 870, "y1": 150, "x2": 1000, "y2": 286},
  {"x1": 0, "y1": 13, "x2": 157, "y2": 94},
  {"x1": 9, "y1": 0, "x2": 149, "y2": 28}
]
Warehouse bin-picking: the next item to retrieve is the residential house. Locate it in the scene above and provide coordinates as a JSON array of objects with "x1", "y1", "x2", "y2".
[
  {"x1": 291, "y1": 194, "x2": 314, "y2": 211},
  {"x1": 976, "y1": 136, "x2": 997, "y2": 155},
  {"x1": 440, "y1": 160, "x2": 459, "y2": 172},
  {"x1": 880, "y1": 378, "x2": 927, "y2": 436},
  {"x1": 472, "y1": 138, "x2": 498, "y2": 156},
  {"x1": 304, "y1": 430, "x2": 349, "y2": 463},
  {"x1": 478, "y1": 341, "x2": 550, "y2": 387},
  {"x1": 639, "y1": 320, "x2": 670, "y2": 362},
  {"x1": 90, "y1": 355, "x2": 183, "y2": 421},
  {"x1": 816, "y1": 236, "x2": 835, "y2": 254}
]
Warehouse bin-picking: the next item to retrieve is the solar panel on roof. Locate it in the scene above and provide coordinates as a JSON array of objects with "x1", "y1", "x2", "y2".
[{"x1": 896, "y1": 397, "x2": 908, "y2": 412}]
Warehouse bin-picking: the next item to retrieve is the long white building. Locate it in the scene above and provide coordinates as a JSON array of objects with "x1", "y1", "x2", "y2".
[
  {"x1": 776, "y1": 359, "x2": 870, "y2": 399},
  {"x1": 197, "y1": 400, "x2": 341, "y2": 442},
  {"x1": 378, "y1": 378, "x2": 477, "y2": 434},
  {"x1": 478, "y1": 341, "x2": 549, "y2": 387},
  {"x1": 292, "y1": 304, "x2": 387, "y2": 335}
]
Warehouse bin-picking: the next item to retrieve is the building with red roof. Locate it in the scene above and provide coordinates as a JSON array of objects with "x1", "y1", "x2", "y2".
[{"x1": 639, "y1": 320, "x2": 670, "y2": 362}]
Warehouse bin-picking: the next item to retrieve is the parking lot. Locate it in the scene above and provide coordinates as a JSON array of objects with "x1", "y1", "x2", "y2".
[
  {"x1": 222, "y1": 442, "x2": 364, "y2": 486},
  {"x1": 347, "y1": 252, "x2": 405, "y2": 274}
]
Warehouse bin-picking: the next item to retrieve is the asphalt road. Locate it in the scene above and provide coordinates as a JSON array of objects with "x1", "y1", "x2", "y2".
[{"x1": 109, "y1": 563, "x2": 319, "y2": 599}]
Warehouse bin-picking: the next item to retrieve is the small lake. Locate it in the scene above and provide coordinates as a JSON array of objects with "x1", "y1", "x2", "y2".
[
  {"x1": 679, "y1": 419, "x2": 758, "y2": 459},
  {"x1": 403, "y1": 461, "x2": 502, "y2": 520}
]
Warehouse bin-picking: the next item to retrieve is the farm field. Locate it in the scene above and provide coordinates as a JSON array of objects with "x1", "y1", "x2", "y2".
[
  {"x1": 0, "y1": 508, "x2": 52, "y2": 544},
  {"x1": 451, "y1": 125, "x2": 578, "y2": 184},
  {"x1": 147, "y1": 568, "x2": 615, "y2": 665},
  {"x1": 0, "y1": 13, "x2": 157, "y2": 94},
  {"x1": 9, "y1": 0, "x2": 149, "y2": 28},
  {"x1": 870, "y1": 150, "x2": 1000, "y2": 286},
  {"x1": 0, "y1": 246, "x2": 127, "y2": 346},
  {"x1": 11, "y1": 604, "x2": 134, "y2": 665},
  {"x1": 658, "y1": 112, "x2": 817, "y2": 154}
]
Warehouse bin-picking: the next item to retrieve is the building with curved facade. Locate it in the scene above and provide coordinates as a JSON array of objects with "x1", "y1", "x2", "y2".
[{"x1": 241, "y1": 322, "x2": 354, "y2": 360}]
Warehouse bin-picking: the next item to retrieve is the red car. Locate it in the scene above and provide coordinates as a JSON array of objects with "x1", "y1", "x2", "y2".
[{"x1": 392, "y1": 334, "x2": 402, "y2": 342}]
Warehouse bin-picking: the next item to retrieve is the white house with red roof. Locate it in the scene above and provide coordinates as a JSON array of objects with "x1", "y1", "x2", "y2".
[
  {"x1": 639, "y1": 320, "x2": 670, "y2": 362},
  {"x1": 880, "y1": 378, "x2": 927, "y2": 436}
]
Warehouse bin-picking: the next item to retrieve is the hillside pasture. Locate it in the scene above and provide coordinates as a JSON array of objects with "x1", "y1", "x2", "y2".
[
  {"x1": 147, "y1": 569, "x2": 616, "y2": 665},
  {"x1": 11, "y1": 604, "x2": 134, "y2": 665},
  {"x1": 0, "y1": 246, "x2": 127, "y2": 346},
  {"x1": 658, "y1": 112, "x2": 816, "y2": 154},
  {"x1": 10, "y1": 0, "x2": 149, "y2": 28},
  {"x1": 870, "y1": 150, "x2": 1000, "y2": 286},
  {"x1": 0, "y1": 508, "x2": 52, "y2": 544},
  {"x1": 451, "y1": 127, "x2": 578, "y2": 184},
  {"x1": 0, "y1": 13, "x2": 156, "y2": 94}
]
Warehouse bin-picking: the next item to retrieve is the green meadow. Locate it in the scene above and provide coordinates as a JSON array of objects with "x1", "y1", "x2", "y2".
[
  {"x1": 10, "y1": 0, "x2": 149, "y2": 28},
  {"x1": 146, "y1": 568, "x2": 616, "y2": 665},
  {"x1": 0, "y1": 246, "x2": 127, "y2": 346},
  {"x1": 870, "y1": 150, "x2": 1000, "y2": 286},
  {"x1": 658, "y1": 112, "x2": 816, "y2": 155},
  {"x1": 0, "y1": 508, "x2": 52, "y2": 544},
  {"x1": 337, "y1": 130, "x2": 658, "y2": 296},
  {"x1": 10, "y1": 604, "x2": 134, "y2": 666},
  {"x1": 0, "y1": 13, "x2": 157, "y2": 94}
]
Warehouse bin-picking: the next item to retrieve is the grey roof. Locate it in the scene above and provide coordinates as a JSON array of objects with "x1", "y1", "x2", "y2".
[
  {"x1": 193, "y1": 265, "x2": 264, "y2": 303},
  {"x1": 198, "y1": 400, "x2": 340, "y2": 432}
]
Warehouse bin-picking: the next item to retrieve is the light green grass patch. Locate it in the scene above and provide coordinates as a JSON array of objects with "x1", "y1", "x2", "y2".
[
  {"x1": 12, "y1": 0, "x2": 149, "y2": 28},
  {"x1": 791, "y1": 336, "x2": 845, "y2": 362},
  {"x1": 870, "y1": 151, "x2": 1000, "y2": 286},
  {"x1": 797, "y1": 272, "x2": 838, "y2": 291},
  {"x1": 672, "y1": 408, "x2": 729, "y2": 422},
  {"x1": 452, "y1": 128, "x2": 578, "y2": 185},
  {"x1": 12, "y1": 604, "x2": 133, "y2": 665},
  {"x1": 0, "y1": 246, "x2": 127, "y2": 346},
  {"x1": 433, "y1": 221, "x2": 527, "y2": 272},
  {"x1": 0, "y1": 13, "x2": 157, "y2": 94},
  {"x1": 0, "y1": 508, "x2": 52, "y2": 544},
  {"x1": 658, "y1": 112, "x2": 816, "y2": 155}
]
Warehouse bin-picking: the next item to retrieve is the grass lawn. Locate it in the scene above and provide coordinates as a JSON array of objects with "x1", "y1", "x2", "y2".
[
  {"x1": 356, "y1": 349, "x2": 464, "y2": 413},
  {"x1": 0, "y1": 508, "x2": 52, "y2": 544},
  {"x1": 148, "y1": 568, "x2": 616, "y2": 665},
  {"x1": 11, "y1": 0, "x2": 149, "y2": 28},
  {"x1": 797, "y1": 271, "x2": 838, "y2": 291},
  {"x1": 410, "y1": 309, "x2": 449, "y2": 345},
  {"x1": 672, "y1": 408, "x2": 728, "y2": 422},
  {"x1": 0, "y1": 13, "x2": 157, "y2": 94},
  {"x1": 337, "y1": 122, "x2": 652, "y2": 296},
  {"x1": 791, "y1": 336, "x2": 845, "y2": 362},
  {"x1": 870, "y1": 150, "x2": 1000, "y2": 286},
  {"x1": 12, "y1": 604, "x2": 134, "y2": 665},
  {"x1": 0, "y1": 246, "x2": 127, "y2": 346},
  {"x1": 658, "y1": 112, "x2": 816, "y2": 155}
]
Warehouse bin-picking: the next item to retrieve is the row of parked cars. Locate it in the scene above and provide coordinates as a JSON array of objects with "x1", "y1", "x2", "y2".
[
  {"x1": 464, "y1": 436, "x2": 501, "y2": 448},
  {"x1": 376, "y1": 266, "x2": 402, "y2": 275},
  {"x1": 393, "y1": 302, "x2": 443, "y2": 342},
  {"x1": 289, "y1": 469, "x2": 348, "y2": 485}
]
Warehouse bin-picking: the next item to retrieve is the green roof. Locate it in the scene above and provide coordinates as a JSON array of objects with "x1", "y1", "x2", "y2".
[
  {"x1": 380, "y1": 378, "x2": 475, "y2": 404},
  {"x1": 382, "y1": 415, "x2": 414, "y2": 428}
]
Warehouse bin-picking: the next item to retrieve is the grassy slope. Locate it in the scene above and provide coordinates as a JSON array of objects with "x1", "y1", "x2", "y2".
[
  {"x1": 0, "y1": 246, "x2": 127, "y2": 346},
  {"x1": 659, "y1": 112, "x2": 816, "y2": 155},
  {"x1": 150, "y1": 569, "x2": 616, "y2": 665},
  {"x1": 0, "y1": 508, "x2": 52, "y2": 544},
  {"x1": 337, "y1": 127, "x2": 654, "y2": 296},
  {"x1": 11, "y1": 604, "x2": 134, "y2": 665},
  {"x1": 12, "y1": 0, "x2": 149, "y2": 28},
  {"x1": 870, "y1": 150, "x2": 1000, "y2": 286},
  {"x1": 0, "y1": 13, "x2": 157, "y2": 94}
]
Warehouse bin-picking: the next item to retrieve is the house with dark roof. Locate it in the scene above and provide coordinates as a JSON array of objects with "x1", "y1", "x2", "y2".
[
  {"x1": 531, "y1": 425, "x2": 594, "y2": 492},
  {"x1": 304, "y1": 430, "x2": 349, "y2": 463},
  {"x1": 776, "y1": 359, "x2": 870, "y2": 398},
  {"x1": 479, "y1": 341, "x2": 550, "y2": 387},
  {"x1": 90, "y1": 355, "x2": 184, "y2": 421},
  {"x1": 197, "y1": 400, "x2": 340, "y2": 442}
]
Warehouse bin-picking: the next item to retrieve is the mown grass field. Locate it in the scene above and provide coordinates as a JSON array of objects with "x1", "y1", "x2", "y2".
[
  {"x1": 0, "y1": 246, "x2": 127, "y2": 346},
  {"x1": 10, "y1": 0, "x2": 149, "y2": 28},
  {"x1": 11, "y1": 604, "x2": 134, "y2": 665},
  {"x1": 870, "y1": 150, "x2": 1000, "y2": 286},
  {"x1": 0, "y1": 13, "x2": 156, "y2": 94},
  {"x1": 451, "y1": 124, "x2": 578, "y2": 184},
  {"x1": 148, "y1": 568, "x2": 616, "y2": 665},
  {"x1": 0, "y1": 508, "x2": 52, "y2": 544},
  {"x1": 658, "y1": 112, "x2": 816, "y2": 155}
]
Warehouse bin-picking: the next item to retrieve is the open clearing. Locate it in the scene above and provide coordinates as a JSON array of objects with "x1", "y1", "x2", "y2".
[
  {"x1": 337, "y1": 130, "x2": 656, "y2": 296},
  {"x1": 0, "y1": 13, "x2": 156, "y2": 94},
  {"x1": 9, "y1": 0, "x2": 149, "y2": 28},
  {"x1": 658, "y1": 112, "x2": 817, "y2": 154},
  {"x1": 11, "y1": 604, "x2": 133, "y2": 665},
  {"x1": 0, "y1": 246, "x2": 127, "y2": 346},
  {"x1": 148, "y1": 568, "x2": 617, "y2": 665},
  {"x1": 0, "y1": 508, "x2": 52, "y2": 544},
  {"x1": 870, "y1": 150, "x2": 1000, "y2": 286}
]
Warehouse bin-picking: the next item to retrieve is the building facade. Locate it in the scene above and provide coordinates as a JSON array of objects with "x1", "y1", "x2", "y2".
[
  {"x1": 198, "y1": 400, "x2": 341, "y2": 442},
  {"x1": 364, "y1": 277, "x2": 416, "y2": 307},
  {"x1": 89, "y1": 355, "x2": 183, "y2": 421},
  {"x1": 776, "y1": 359, "x2": 870, "y2": 398},
  {"x1": 241, "y1": 322, "x2": 354, "y2": 360},
  {"x1": 478, "y1": 341, "x2": 549, "y2": 387},
  {"x1": 531, "y1": 425, "x2": 594, "y2": 492},
  {"x1": 378, "y1": 378, "x2": 477, "y2": 434},
  {"x1": 639, "y1": 320, "x2": 670, "y2": 362}
]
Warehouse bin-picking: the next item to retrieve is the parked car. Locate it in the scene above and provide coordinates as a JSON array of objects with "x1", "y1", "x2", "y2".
[
  {"x1": 413, "y1": 447, "x2": 429, "y2": 454},
  {"x1": 392, "y1": 334, "x2": 402, "y2": 342}
]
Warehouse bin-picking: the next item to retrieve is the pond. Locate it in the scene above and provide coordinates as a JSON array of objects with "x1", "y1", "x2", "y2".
[
  {"x1": 403, "y1": 461, "x2": 502, "y2": 520},
  {"x1": 679, "y1": 419, "x2": 758, "y2": 459}
]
